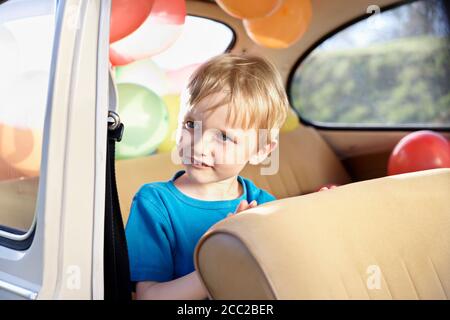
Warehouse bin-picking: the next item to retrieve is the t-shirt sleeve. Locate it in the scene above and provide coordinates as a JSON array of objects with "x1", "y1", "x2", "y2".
[{"x1": 125, "y1": 192, "x2": 175, "y2": 283}]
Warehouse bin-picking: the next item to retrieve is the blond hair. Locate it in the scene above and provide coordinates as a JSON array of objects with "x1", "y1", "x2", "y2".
[{"x1": 184, "y1": 53, "x2": 290, "y2": 143}]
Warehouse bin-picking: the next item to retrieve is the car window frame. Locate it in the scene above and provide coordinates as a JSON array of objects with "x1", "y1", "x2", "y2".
[{"x1": 0, "y1": 0, "x2": 58, "y2": 250}]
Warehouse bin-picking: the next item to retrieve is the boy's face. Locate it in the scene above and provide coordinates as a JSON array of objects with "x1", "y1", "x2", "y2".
[{"x1": 176, "y1": 91, "x2": 275, "y2": 184}]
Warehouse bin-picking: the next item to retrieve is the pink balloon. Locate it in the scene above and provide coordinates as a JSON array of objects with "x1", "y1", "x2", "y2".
[{"x1": 166, "y1": 63, "x2": 201, "y2": 94}]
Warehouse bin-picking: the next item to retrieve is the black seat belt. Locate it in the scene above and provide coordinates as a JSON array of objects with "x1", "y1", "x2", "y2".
[{"x1": 104, "y1": 111, "x2": 131, "y2": 300}]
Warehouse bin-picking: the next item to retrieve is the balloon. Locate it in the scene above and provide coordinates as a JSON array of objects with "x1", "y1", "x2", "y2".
[
  {"x1": 116, "y1": 83, "x2": 169, "y2": 159},
  {"x1": 115, "y1": 58, "x2": 170, "y2": 95},
  {"x1": 216, "y1": 0, "x2": 282, "y2": 19},
  {"x1": 388, "y1": 130, "x2": 450, "y2": 175},
  {"x1": 110, "y1": 0, "x2": 155, "y2": 43},
  {"x1": 0, "y1": 157, "x2": 23, "y2": 181},
  {"x1": 243, "y1": 0, "x2": 313, "y2": 49},
  {"x1": 0, "y1": 70, "x2": 48, "y2": 180},
  {"x1": 109, "y1": 47, "x2": 132, "y2": 67},
  {"x1": 0, "y1": 123, "x2": 42, "y2": 180},
  {"x1": 166, "y1": 63, "x2": 201, "y2": 94},
  {"x1": 157, "y1": 95, "x2": 181, "y2": 153},
  {"x1": 110, "y1": 0, "x2": 186, "y2": 66},
  {"x1": 280, "y1": 108, "x2": 300, "y2": 132}
]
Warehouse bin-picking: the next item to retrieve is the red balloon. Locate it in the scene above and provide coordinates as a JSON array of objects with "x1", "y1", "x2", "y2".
[
  {"x1": 388, "y1": 130, "x2": 450, "y2": 175},
  {"x1": 150, "y1": 0, "x2": 186, "y2": 25},
  {"x1": 109, "y1": 47, "x2": 133, "y2": 67},
  {"x1": 109, "y1": 0, "x2": 186, "y2": 66},
  {"x1": 110, "y1": 0, "x2": 155, "y2": 43}
]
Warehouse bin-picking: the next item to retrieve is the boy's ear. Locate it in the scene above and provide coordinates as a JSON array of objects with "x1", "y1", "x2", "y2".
[{"x1": 249, "y1": 139, "x2": 278, "y2": 165}]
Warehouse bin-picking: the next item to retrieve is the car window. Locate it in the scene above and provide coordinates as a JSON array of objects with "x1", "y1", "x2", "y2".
[
  {"x1": 0, "y1": 0, "x2": 56, "y2": 238},
  {"x1": 289, "y1": 0, "x2": 450, "y2": 128}
]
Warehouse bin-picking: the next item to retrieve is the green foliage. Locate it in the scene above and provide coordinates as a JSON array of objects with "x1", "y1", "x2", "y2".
[{"x1": 291, "y1": 36, "x2": 450, "y2": 127}]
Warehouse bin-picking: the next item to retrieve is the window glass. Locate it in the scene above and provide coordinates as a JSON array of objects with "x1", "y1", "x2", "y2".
[
  {"x1": 290, "y1": 0, "x2": 450, "y2": 128},
  {"x1": 0, "y1": 0, "x2": 56, "y2": 235}
]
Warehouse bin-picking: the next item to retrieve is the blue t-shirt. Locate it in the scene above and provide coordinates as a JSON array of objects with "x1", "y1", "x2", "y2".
[{"x1": 125, "y1": 169, "x2": 276, "y2": 283}]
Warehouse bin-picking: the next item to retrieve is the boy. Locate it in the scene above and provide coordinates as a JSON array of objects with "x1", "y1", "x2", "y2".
[{"x1": 125, "y1": 53, "x2": 290, "y2": 300}]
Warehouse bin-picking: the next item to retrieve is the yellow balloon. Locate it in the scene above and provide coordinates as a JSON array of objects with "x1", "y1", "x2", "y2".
[
  {"x1": 157, "y1": 95, "x2": 181, "y2": 153},
  {"x1": 244, "y1": 0, "x2": 313, "y2": 49},
  {"x1": 281, "y1": 108, "x2": 300, "y2": 132},
  {"x1": 216, "y1": 0, "x2": 282, "y2": 19}
]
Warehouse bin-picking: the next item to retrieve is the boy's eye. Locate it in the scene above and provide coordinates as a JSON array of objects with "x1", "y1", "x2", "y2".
[
  {"x1": 184, "y1": 120, "x2": 195, "y2": 129},
  {"x1": 219, "y1": 132, "x2": 235, "y2": 143}
]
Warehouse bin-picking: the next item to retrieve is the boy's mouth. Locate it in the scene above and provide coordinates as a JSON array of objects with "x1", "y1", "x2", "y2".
[{"x1": 189, "y1": 157, "x2": 213, "y2": 168}]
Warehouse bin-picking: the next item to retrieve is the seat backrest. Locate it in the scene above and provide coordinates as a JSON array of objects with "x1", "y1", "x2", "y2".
[
  {"x1": 116, "y1": 126, "x2": 351, "y2": 225},
  {"x1": 195, "y1": 168, "x2": 450, "y2": 299}
]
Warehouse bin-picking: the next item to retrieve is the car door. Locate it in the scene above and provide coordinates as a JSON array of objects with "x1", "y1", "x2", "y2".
[{"x1": 0, "y1": 0, "x2": 109, "y2": 299}]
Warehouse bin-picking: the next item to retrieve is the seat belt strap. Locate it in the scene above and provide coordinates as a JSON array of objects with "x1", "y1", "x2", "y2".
[{"x1": 104, "y1": 111, "x2": 131, "y2": 300}]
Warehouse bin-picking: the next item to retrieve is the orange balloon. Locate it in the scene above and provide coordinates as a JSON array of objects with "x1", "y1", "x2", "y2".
[
  {"x1": 244, "y1": 0, "x2": 313, "y2": 49},
  {"x1": 166, "y1": 63, "x2": 201, "y2": 94},
  {"x1": 110, "y1": 0, "x2": 155, "y2": 43},
  {"x1": 216, "y1": 0, "x2": 282, "y2": 19},
  {"x1": 0, "y1": 156, "x2": 23, "y2": 182},
  {"x1": 0, "y1": 123, "x2": 42, "y2": 180}
]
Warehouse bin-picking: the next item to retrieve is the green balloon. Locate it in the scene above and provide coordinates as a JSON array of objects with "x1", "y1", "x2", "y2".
[{"x1": 116, "y1": 83, "x2": 169, "y2": 159}]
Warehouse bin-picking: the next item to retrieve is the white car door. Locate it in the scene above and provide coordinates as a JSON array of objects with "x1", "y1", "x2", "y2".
[{"x1": 0, "y1": 0, "x2": 110, "y2": 300}]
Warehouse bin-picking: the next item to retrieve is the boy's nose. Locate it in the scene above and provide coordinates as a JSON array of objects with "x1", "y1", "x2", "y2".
[{"x1": 192, "y1": 132, "x2": 215, "y2": 158}]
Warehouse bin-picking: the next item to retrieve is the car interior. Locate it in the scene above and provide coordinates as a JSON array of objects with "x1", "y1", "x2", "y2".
[
  {"x1": 0, "y1": 0, "x2": 449, "y2": 300},
  {"x1": 112, "y1": 0, "x2": 450, "y2": 299}
]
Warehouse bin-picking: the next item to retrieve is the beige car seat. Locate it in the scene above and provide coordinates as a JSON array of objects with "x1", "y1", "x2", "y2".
[{"x1": 195, "y1": 168, "x2": 450, "y2": 299}]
